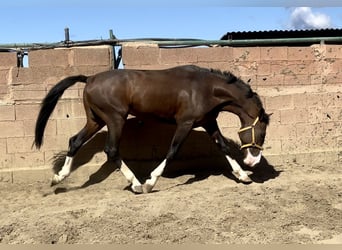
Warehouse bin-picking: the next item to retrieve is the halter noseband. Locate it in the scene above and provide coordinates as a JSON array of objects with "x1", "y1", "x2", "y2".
[{"x1": 238, "y1": 116, "x2": 264, "y2": 150}]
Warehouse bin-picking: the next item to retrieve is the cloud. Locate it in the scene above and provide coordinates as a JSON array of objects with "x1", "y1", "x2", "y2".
[{"x1": 289, "y1": 7, "x2": 332, "y2": 30}]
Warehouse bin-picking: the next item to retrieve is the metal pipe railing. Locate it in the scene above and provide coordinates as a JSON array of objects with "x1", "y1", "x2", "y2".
[{"x1": 1, "y1": 36, "x2": 342, "y2": 51}]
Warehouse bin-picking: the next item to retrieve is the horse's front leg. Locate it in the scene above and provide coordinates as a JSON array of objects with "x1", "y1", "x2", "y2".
[
  {"x1": 143, "y1": 120, "x2": 194, "y2": 193},
  {"x1": 203, "y1": 121, "x2": 252, "y2": 183}
]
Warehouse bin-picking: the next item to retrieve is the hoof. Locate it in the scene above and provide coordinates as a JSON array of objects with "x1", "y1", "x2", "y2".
[
  {"x1": 51, "y1": 174, "x2": 61, "y2": 187},
  {"x1": 232, "y1": 171, "x2": 253, "y2": 184},
  {"x1": 239, "y1": 175, "x2": 253, "y2": 184},
  {"x1": 142, "y1": 183, "x2": 153, "y2": 194},
  {"x1": 131, "y1": 184, "x2": 143, "y2": 194}
]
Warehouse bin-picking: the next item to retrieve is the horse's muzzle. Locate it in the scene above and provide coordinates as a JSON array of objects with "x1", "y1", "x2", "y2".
[{"x1": 243, "y1": 148, "x2": 262, "y2": 167}]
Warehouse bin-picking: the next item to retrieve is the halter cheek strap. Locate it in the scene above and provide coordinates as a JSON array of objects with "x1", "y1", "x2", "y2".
[{"x1": 238, "y1": 116, "x2": 264, "y2": 150}]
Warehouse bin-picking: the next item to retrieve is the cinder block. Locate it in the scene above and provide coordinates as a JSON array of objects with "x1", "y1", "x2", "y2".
[
  {"x1": 281, "y1": 138, "x2": 307, "y2": 154},
  {"x1": 50, "y1": 100, "x2": 85, "y2": 119},
  {"x1": 0, "y1": 121, "x2": 24, "y2": 138},
  {"x1": 296, "y1": 123, "x2": 324, "y2": 138},
  {"x1": 197, "y1": 47, "x2": 233, "y2": 62},
  {"x1": 287, "y1": 47, "x2": 315, "y2": 60},
  {"x1": 267, "y1": 124, "x2": 297, "y2": 139},
  {"x1": 0, "y1": 105, "x2": 15, "y2": 121},
  {"x1": 6, "y1": 136, "x2": 37, "y2": 153},
  {"x1": 265, "y1": 95, "x2": 294, "y2": 110},
  {"x1": 15, "y1": 104, "x2": 40, "y2": 120},
  {"x1": 29, "y1": 49, "x2": 71, "y2": 67},
  {"x1": 12, "y1": 89, "x2": 47, "y2": 102},
  {"x1": 159, "y1": 48, "x2": 197, "y2": 64},
  {"x1": 56, "y1": 118, "x2": 86, "y2": 136},
  {"x1": 256, "y1": 74, "x2": 284, "y2": 86},
  {"x1": 325, "y1": 45, "x2": 342, "y2": 59},
  {"x1": 280, "y1": 108, "x2": 308, "y2": 125},
  {"x1": 233, "y1": 47, "x2": 261, "y2": 62},
  {"x1": 284, "y1": 74, "x2": 311, "y2": 86},
  {"x1": 73, "y1": 46, "x2": 112, "y2": 66},
  {"x1": 122, "y1": 46, "x2": 159, "y2": 67},
  {"x1": 23, "y1": 119, "x2": 57, "y2": 137},
  {"x1": 260, "y1": 47, "x2": 287, "y2": 61},
  {"x1": 0, "y1": 52, "x2": 17, "y2": 67},
  {"x1": 257, "y1": 61, "x2": 272, "y2": 75},
  {"x1": 0, "y1": 69, "x2": 10, "y2": 85},
  {"x1": 0, "y1": 138, "x2": 6, "y2": 154},
  {"x1": 263, "y1": 139, "x2": 282, "y2": 155}
]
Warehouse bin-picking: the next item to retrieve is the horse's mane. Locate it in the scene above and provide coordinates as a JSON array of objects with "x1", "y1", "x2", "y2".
[{"x1": 208, "y1": 68, "x2": 270, "y2": 125}]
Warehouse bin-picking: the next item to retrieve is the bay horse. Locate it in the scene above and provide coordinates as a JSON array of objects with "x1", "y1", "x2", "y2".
[{"x1": 34, "y1": 65, "x2": 270, "y2": 193}]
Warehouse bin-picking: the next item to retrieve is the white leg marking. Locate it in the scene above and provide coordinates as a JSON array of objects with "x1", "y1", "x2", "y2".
[
  {"x1": 225, "y1": 155, "x2": 252, "y2": 183},
  {"x1": 144, "y1": 159, "x2": 167, "y2": 193},
  {"x1": 243, "y1": 149, "x2": 262, "y2": 167},
  {"x1": 120, "y1": 163, "x2": 142, "y2": 193},
  {"x1": 51, "y1": 156, "x2": 73, "y2": 185}
]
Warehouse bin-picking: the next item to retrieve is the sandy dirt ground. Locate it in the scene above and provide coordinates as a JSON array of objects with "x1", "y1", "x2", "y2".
[{"x1": 1, "y1": 152, "x2": 341, "y2": 244}]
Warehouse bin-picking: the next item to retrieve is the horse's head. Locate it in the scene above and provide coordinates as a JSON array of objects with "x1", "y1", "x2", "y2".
[{"x1": 238, "y1": 108, "x2": 270, "y2": 167}]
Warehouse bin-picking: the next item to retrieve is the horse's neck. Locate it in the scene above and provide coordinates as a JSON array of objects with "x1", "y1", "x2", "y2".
[{"x1": 217, "y1": 84, "x2": 258, "y2": 124}]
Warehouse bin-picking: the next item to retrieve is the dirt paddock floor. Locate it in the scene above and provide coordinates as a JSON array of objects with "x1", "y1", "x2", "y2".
[{"x1": 1, "y1": 151, "x2": 341, "y2": 244}]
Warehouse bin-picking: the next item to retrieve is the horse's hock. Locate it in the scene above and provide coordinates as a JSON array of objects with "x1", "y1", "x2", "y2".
[{"x1": 0, "y1": 44, "x2": 341, "y2": 182}]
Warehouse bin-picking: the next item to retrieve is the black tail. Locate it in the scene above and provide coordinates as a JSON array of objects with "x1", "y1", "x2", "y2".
[{"x1": 34, "y1": 75, "x2": 88, "y2": 149}]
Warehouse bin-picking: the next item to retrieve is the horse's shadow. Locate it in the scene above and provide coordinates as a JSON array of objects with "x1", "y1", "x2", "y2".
[{"x1": 51, "y1": 118, "x2": 281, "y2": 194}]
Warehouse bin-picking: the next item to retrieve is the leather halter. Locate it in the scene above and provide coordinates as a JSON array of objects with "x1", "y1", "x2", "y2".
[{"x1": 238, "y1": 116, "x2": 264, "y2": 150}]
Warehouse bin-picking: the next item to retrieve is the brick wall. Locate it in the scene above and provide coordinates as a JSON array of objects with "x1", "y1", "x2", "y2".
[
  {"x1": 122, "y1": 44, "x2": 342, "y2": 167},
  {"x1": 0, "y1": 46, "x2": 113, "y2": 180},
  {"x1": 1, "y1": 43, "x2": 341, "y2": 182}
]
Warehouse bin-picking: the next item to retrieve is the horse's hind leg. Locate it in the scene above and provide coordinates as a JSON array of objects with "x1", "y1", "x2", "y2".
[
  {"x1": 104, "y1": 114, "x2": 143, "y2": 193},
  {"x1": 51, "y1": 118, "x2": 104, "y2": 186}
]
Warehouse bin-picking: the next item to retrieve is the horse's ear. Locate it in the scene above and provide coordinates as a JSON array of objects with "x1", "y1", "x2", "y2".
[{"x1": 268, "y1": 112, "x2": 273, "y2": 117}]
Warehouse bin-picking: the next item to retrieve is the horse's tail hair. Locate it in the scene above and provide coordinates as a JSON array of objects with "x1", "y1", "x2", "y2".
[{"x1": 34, "y1": 75, "x2": 88, "y2": 149}]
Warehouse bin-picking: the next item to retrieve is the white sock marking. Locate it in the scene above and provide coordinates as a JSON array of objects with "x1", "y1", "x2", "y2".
[
  {"x1": 120, "y1": 163, "x2": 142, "y2": 193},
  {"x1": 225, "y1": 155, "x2": 249, "y2": 181},
  {"x1": 145, "y1": 159, "x2": 167, "y2": 189}
]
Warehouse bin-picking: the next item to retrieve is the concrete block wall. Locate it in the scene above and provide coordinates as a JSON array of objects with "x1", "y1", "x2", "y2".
[
  {"x1": 122, "y1": 44, "x2": 342, "y2": 167},
  {"x1": 0, "y1": 46, "x2": 113, "y2": 178}
]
